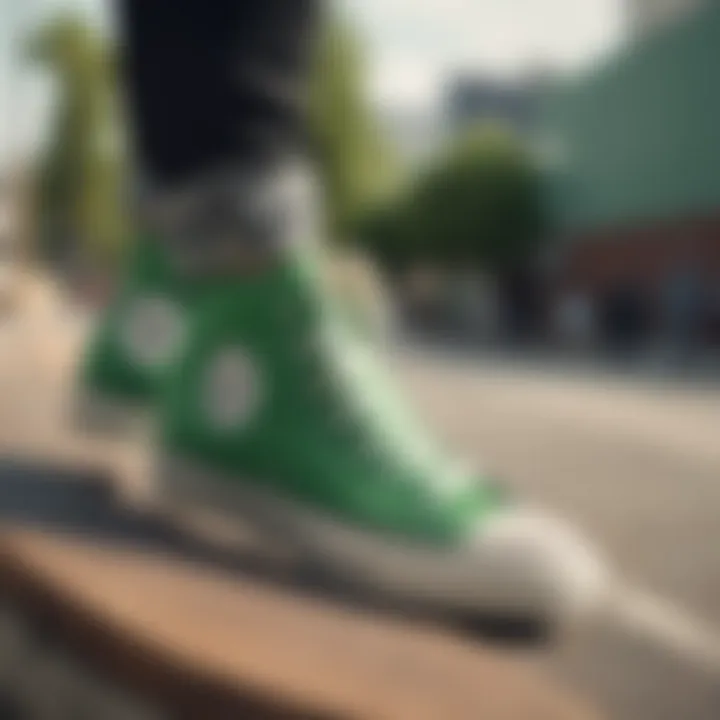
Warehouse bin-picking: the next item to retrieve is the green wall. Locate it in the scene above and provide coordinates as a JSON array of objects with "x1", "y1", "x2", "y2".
[{"x1": 540, "y1": 1, "x2": 720, "y2": 234}]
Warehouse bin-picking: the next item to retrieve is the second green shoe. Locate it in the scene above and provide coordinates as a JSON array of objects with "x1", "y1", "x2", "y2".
[{"x1": 74, "y1": 236, "x2": 192, "y2": 436}]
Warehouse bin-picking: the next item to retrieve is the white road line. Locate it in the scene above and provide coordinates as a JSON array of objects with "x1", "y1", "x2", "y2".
[{"x1": 610, "y1": 584, "x2": 720, "y2": 674}]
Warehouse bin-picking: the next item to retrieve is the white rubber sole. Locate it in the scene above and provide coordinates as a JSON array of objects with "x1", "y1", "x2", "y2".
[{"x1": 156, "y1": 454, "x2": 609, "y2": 632}]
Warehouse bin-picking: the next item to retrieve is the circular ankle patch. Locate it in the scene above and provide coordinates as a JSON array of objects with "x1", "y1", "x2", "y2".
[
  {"x1": 120, "y1": 296, "x2": 186, "y2": 369},
  {"x1": 202, "y1": 348, "x2": 261, "y2": 431}
]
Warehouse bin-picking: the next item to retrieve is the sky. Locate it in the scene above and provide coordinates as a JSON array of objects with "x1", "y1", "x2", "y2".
[
  {"x1": 345, "y1": 0, "x2": 625, "y2": 112},
  {"x1": 0, "y1": 0, "x2": 626, "y2": 169}
]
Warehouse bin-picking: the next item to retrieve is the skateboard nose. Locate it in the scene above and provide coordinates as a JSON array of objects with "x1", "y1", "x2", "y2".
[{"x1": 471, "y1": 508, "x2": 610, "y2": 628}]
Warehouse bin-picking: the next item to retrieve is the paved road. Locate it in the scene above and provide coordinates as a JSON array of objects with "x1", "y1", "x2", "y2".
[
  {"x1": 396, "y1": 347, "x2": 720, "y2": 720},
  {"x1": 1, "y1": 291, "x2": 719, "y2": 719}
]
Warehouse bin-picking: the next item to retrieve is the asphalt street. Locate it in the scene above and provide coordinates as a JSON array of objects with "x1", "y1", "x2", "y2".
[{"x1": 397, "y1": 346, "x2": 720, "y2": 720}]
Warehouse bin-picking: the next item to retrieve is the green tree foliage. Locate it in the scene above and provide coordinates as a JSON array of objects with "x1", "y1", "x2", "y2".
[
  {"x1": 29, "y1": 15, "x2": 125, "y2": 267},
  {"x1": 354, "y1": 195, "x2": 412, "y2": 275},
  {"x1": 358, "y1": 125, "x2": 547, "y2": 274},
  {"x1": 308, "y1": 16, "x2": 395, "y2": 240}
]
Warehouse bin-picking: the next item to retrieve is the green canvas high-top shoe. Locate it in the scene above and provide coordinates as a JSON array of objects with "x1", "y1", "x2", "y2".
[
  {"x1": 154, "y1": 239, "x2": 608, "y2": 630},
  {"x1": 75, "y1": 235, "x2": 193, "y2": 436},
  {"x1": 79, "y1": 159, "x2": 607, "y2": 630}
]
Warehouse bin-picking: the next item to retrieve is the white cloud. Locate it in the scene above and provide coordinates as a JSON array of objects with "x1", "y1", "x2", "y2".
[
  {"x1": 343, "y1": 0, "x2": 625, "y2": 111},
  {"x1": 370, "y1": 52, "x2": 442, "y2": 112}
]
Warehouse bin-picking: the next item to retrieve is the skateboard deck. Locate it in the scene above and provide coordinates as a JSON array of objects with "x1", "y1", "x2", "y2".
[{"x1": 0, "y1": 462, "x2": 602, "y2": 720}]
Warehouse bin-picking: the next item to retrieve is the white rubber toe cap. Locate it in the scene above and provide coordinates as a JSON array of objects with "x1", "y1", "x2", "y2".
[{"x1": 467, "y1": 508, "x2": 609, "y2": 626}]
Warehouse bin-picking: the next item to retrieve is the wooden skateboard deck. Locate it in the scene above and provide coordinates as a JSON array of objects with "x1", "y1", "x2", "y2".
[{"x1": 0, "y1": 462, "x2": 602, "y2": 719}]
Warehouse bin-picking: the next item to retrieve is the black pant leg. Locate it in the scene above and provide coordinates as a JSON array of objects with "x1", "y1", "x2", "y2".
[{"x1": 117, "y1": 0, "x2": 320, "y2": 187}]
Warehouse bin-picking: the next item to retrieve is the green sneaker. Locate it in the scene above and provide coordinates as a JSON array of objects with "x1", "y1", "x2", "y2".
[
  {"x1": 74, "y1": 165, "x2": 282, "y2": 438},
  {"x1": 74, "y1": 236, "x2": 191, "y2": 437},
  {"x1": 157, "y1": 245, "x2": 607, "y2": 629}
]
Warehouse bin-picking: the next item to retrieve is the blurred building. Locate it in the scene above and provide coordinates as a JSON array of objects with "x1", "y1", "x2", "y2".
[
  {"x1": 539, "y1": 0, "x2": 720, "y2": 326},
  {"x1": 445, "y1": 73, "x2": 548, "y2": 137},
  {"x1": 627, "y1": 0, "x2": 707, "y2": 36}
]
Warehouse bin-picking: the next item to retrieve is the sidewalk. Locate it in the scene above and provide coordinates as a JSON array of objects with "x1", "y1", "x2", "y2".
[{"x1": 400, "y1": 331, "x2": 720, "y2": 392}]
